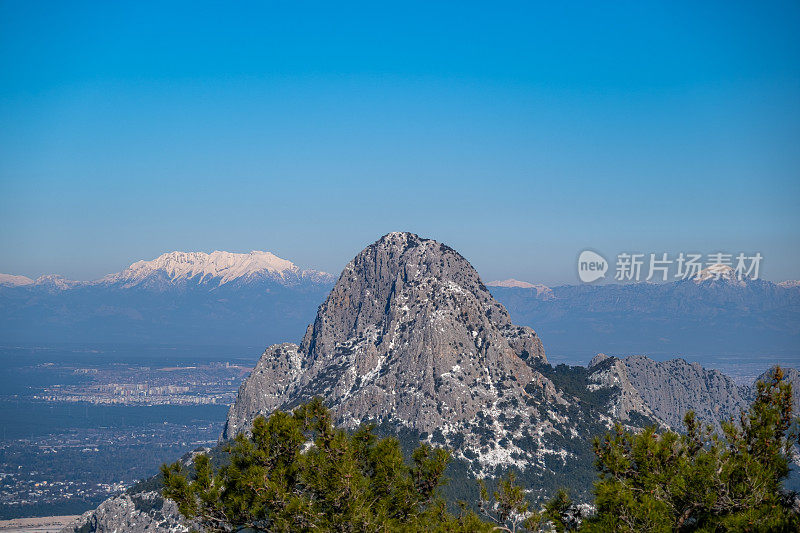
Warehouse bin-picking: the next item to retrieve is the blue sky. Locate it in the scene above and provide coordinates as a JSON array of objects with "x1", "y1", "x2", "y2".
[{"x1": 1, "y1": 1, "x2": 798, "y2": 284}]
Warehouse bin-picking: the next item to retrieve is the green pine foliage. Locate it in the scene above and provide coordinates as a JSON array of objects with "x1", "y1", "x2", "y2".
[
  {"x1": 476, "y1": 472, "x2": 580, "y2": 532},
  {"x1": 583, "y1": 366, "x2": 800, "y2": 532},
  {"x1": 162, "y1": 368, "x2": 800, "y2": 532},
  {"x1": 161, "y1": 397, "x2": 491, "y2": 532}
]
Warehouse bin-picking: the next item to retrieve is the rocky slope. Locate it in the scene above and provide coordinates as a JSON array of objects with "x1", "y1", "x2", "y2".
[
  {"x1": 586, "y1": 355, "x2": 662, "y2": 425},
  {"x1": 621, "y1": 356, "x2": 750, "y2": 431},
  {"x1": 587, "y1": 354, "x2": 752, "y2": 432},
  {"x1": 224, "y1": 232, "x2": 566, "y2": 474}
]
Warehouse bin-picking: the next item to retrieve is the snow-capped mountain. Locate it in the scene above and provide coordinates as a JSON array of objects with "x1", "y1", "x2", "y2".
[
  {"x1": 486, "y1": 278, "x2": 539, "y2": 288},
  {"x1": 0, "y1": 250, "x2": 336, "y2": 346},
  {"x1": 33, "y1": 274, "x2": 83, "y2": 290},
  {"x1": 0, "y1": 273, "x2": 33, "y2": 287},
  {"x1": 0, "y1": 250, "x2": 335, "y2": 292},
  {"x1": 99, "y1": 250, "x2": 335, "y2": 290},
  {"x1": 692, "y1": 263, "x2": 745, "y2": 285},
  {"x1": 486, "y1": 279, "x2": 554, "y2": 298}
]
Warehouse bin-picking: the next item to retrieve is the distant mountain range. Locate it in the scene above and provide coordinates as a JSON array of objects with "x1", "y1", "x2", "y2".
[
  {"x1": 0, "y1": 251, "x2": 335, "y2": 346},
  {"x1": 0, "y1": 250, "x2": 334, "y2": 289},
  {"x1": 2, "y1": 251, "x2": 798, "y2": 361},
  {"x1": 487, "y1": 269, "x2": 800, "y2": 359}
]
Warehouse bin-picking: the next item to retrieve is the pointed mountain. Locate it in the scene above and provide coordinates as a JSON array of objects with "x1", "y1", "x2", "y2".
[{"x1": 225, "y1": 232, "x2": 576, "y2": 474}]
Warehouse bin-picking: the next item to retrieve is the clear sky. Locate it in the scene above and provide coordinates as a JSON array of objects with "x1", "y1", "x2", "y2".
[{"x1": 1, "y1": 1, "x2": 799, "y2": 285}]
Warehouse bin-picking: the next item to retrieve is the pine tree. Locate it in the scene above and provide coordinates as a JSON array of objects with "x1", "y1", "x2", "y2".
[
  {"x1": 583, "y1": 367, "x2": 800, "y2": 532},
  {"x1": 162, "y1": 371, "x2": 800, "y2": 532},
  {"x1": 161, "y1": 397, "x2": 492, "y2": 532}
]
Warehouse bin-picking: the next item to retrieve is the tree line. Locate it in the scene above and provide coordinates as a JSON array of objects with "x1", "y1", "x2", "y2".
[{"x1": 162, "y1": 368, "x2": 800, "y2": 532}]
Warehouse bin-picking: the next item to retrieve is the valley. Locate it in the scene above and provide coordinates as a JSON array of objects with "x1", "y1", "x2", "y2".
[{"x1": 0, "y1": 346, "x2": 251, "y2": 519}]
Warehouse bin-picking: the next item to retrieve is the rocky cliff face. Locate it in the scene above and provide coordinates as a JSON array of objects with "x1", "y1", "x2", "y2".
[
  {"x1": 223, "y1": 342, "x2": 305, "y2": 438},
  {"x1": 588, "y1": 355, "x2": 751, "y2": 431},
  {"x1": 225, "y1": 232, "x2": 564, "y2": 473},
  {"x1": 587, "y1": 356, "x2": 662, "y2": 426}
]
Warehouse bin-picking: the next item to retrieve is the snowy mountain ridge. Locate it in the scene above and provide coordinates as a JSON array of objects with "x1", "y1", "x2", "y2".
[
  {"x1": 101, "y1": 250, "x2": 332, "y2": 288},
  {"x1": 0, "y1": 250, "x2": 335, "y2": 290},
  {"x1": 0, "y1": 273, "x2": 33, "y2": 287}
]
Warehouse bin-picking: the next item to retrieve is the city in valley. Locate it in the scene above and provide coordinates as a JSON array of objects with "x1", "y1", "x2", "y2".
[
  {"x1": 0, "y1": 346, "x2": 255, "y2": 519},
  {"x1": 32, "y1": 361, "x2": 250, "y2": 406}
]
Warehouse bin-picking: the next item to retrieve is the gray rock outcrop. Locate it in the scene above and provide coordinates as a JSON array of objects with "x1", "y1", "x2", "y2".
[
  {"x1": 589, "y1": 355, "x2": 751, "y2": 431},
  {"x1": 588, "y1": 353, "x2": 611, "y2": 368},
  {"x1": 59, "y1": 491, "x2": 190, "y2": 533},
  {"x1": 587, "y1": 356, "x2": 662, "y2": 425}
]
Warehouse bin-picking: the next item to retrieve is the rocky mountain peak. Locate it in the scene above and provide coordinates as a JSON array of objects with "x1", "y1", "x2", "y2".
[
  {"x1": 224, "y1": 233, "x2": 560, "y2": 473},
  {"x1": 298, "y1": 232, "x2": 542, "y2": 363},
  {"x1": 588, "y1": 353, "x2": 611, "y2": 368}
]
